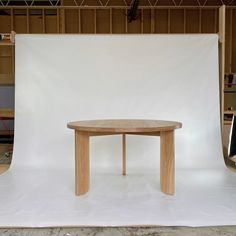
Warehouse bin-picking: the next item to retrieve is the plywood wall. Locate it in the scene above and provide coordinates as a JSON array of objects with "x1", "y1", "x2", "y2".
[{"x1": 0, "y1": 6, "x2": 235, "y2": 72}]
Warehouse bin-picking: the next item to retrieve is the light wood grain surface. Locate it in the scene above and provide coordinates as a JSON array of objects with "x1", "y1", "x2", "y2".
[
  {"x1": 68, "y1": 119, "x2": 182, "y2": 196},
  {"x1": 75, "y1": 131, "x2": 90, "y2": 195},
  {"x1": 160, "y1": 130, "x2": 175, "y2": 195},
  {"x1": 68, "y1": 119, "x2": 182, "y2": 133}
]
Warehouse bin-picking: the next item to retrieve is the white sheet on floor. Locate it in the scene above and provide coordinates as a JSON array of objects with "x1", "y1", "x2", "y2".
[{"x1": 0, "y1": 34, "x2": 235, "y2": 227}]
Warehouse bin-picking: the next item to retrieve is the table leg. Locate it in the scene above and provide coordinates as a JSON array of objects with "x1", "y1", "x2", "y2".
[
  {"x1": 122, "y1": 134, "x2": 126, "y2": 176},
  {"x1": 160, "y1": 130, "x2": 175, "y2": 195},
  {"x1": 75, "y1": 131, "x2": 90, "y2": 195}
]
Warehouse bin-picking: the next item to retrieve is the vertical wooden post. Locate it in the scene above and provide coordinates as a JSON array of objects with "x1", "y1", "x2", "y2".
[
  {"x1": 75, "y1": 131, "x2": 90, "y2": 195},
  {"x1": 229, "y1": 9, "x2": 233, "y2": 73},
  {"x1": 141, "y1": 9, "x2": 144, "y2": 34},
  {"x1": 42, "y1": 9, "x2": 46, "y2": 33},
  {"x1": 214, "y1": 8, "x2": 217, "y2": 33},
  {"x1": 78, "y1": 9, "x2": 81, "y2": 34},
  {"x1": 183, "y1": 9, "x2": 186, "y2": 33},
  {"x1": 219, "y1": 5, "x2": 226, "y2": 129},
  {"x1": 26, "y1": 8, "x2": 30, "y2": 33},
  {"x1": 109, "y1": 8, "x2": 112, "y2": 34},
  {"x1": 56, "y1": 8, "x2": 60, "y2": 33},
  {"x1": 122, "y1": 134, "x2": 126, "y2": 176},
  {"x1": 167, "y1": 9, "x2": 170, "y2": 33},
  {"x1": 94, "y1": 9, "x2": 97, "y2": 34},
  {"x1": 199, "y1": 8, "x2": 202, "y2": 33},
  {"x1": 125, "y1": 9, "x2": 128, "y2": 33},
  {"x1": 60, "y1": 0, "x2": 66, "y2": 33},
  {"x1": 160, "y1": 130, "x2": 175, "y2": 195},
  {"x1": 151, "y1": 9, "x2": 155, "y2": 34}
]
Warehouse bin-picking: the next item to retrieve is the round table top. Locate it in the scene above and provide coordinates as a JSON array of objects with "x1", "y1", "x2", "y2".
[{"x1": 67, "y1": 119, "x2": 182, "y2": 133}]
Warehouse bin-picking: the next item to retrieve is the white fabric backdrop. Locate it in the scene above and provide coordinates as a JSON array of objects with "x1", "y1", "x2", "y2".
[
  {"x1": 13, "y1": 34, "x2": 223, "y2": 170},
  {"x1": 1, "y1": 34, "x2": 236, "y2": 227}
]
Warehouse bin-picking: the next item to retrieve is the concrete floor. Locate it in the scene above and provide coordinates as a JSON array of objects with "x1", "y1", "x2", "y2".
[
  {"x1": 0, "y1": 126, "x2": 236, "y2": 235},
  {"x1": 1, "y1": 226, "x2": 236, "y2": 236}
]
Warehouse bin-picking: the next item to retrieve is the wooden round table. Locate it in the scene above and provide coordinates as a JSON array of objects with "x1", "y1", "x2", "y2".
[{"x1": 67, "y1": 119, "x2": 182, "y2": 196}]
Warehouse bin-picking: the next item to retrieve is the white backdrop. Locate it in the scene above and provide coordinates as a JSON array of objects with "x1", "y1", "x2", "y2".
[
  {"x1": 13, "y1": 34, "x2": 223, "y2": 170},
  {"x1": 1, "y1": 34, "x2": 236, "y2": 227}
]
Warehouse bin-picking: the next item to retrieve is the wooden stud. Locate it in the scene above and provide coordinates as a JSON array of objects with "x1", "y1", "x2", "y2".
[
  {"x1": 42, "y1": 9, "x2": 46, "y2": 33},
  {"x1": 26, "y1": 8, "x2": 29, "y2": 33},
  {"x1": 125, "y1": 9, "x2": 128, "y2": 33},
  {"x1": 94, "y1": 9, "x2": 97, "y2": 34},
  {"x1": 109, "y1": 8, "x2": 112, "y2": 34},
  {"x1": 122, "y1": 134, "x2": 126, "y2": 176},
  {"x1": 75, "y1": 131, "x2": 90, "y2": 195},
  {"x1": 229, "y1": 8, "x2": 233, "y2": 73},
  {"x1": 199, "y1": 8, "x2": 202, "y2": 33},
  {"x1": 59, "y1": 6, "x2": 66, "y2": 33},
  {"x1": 183, "y1": 9, "x2": 186, "y2": 33},
  {"x1": 214, "y1": 8, "x2": 217, "y2": 33},
  {"x1": 219, "y1": 5, "x2": 226, "y2": 129},
  {"x1": 151, "y1": 9, "x2": 155, "y2": 33},
  {"x1": 141, "y1": 8, "x2": 144, "y2": 34},
  {"x1": 160, "y1": 130, "x2": 175, "y2": 195},
  {"x1": 56, "y1": 8, "x2": 60, "y2": 33},
  {"x1": 167, "y1": 9, "x2": 170, "y2": 33},
  {"x1": 78, "y1": 9, "x2": 81, "y2": 33}
]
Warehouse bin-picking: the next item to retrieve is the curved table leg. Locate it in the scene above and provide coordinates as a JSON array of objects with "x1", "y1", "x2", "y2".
[
  {"x1": 75, "y1": 131, "x2": 90, "y2": 195},
  {"x1": 160, "y1": 130, "x2": 175, "y2": 195}
]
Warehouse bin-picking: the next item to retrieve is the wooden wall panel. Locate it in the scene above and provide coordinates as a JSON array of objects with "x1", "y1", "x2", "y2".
[
  {"x1": 142, "y1": 9, "x2": 151, "y2": 33},
  {"x1": 232, "y1": 9, "x2": 236, "y2": 73},
  {"x1": 96, "y1": 9, "x2": 110, "y2": 33},
  {"x1": 155, "y1": 9, "x2": 168, "y2": 33},
  {"x1": 201, "y1": 9, "x2": 217, "y2": 33},
  {"x1": 0, "y1": 6, "x2": 236, "y2": 73},
  {"x1": 170, "y1": 9, "x2": 184, "y2": 33},
  {"x1": 185, "y1": 9, "x2": 199, "y2": 33},
  {"x1": 14, "y1": 15, "x2": 27, "y2": 33},
  {"x1": 45, "y1": 15, "x2": 58, "y2": 33},
  {"x1": 112, "y1": 9, "x2": 125, "y2": 33},
  {"x1": 225, "y1": 8, "x2": 232, "y2": 73},
  {"x1": 0, "y1": 45, "x2": 11, "y2": 56},
  {"x1": 65, "y1": 10, "x2": 79, "y2": 33},
  {"x1": 81, "y1": 9, "x2": 94, "y2": 33},
  {"x1": 0, "y1": 57, "x2": 12, "y2": 74},
  {"x1": 0, "y1": 15, "x2": 11, "y2": 32},
  {"x1": 29, "y1": 11, "x2": 44, "y2": 33}
]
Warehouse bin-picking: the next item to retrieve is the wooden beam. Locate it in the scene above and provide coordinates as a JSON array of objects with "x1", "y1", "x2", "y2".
[
  {"x1": 219, "y1": 5, "x2": 226, "y2": 130},
  {"x1": 42, "y1": 9, "x2": 46, "y2": 33},
  {"x1": 0, "y1": 109, "x2": 14, "y2": 119},
  {"x1": 109, "y1": 8, "x2": 112, "y2": 33},
  {"x1": 94, "y1": 9, "x2": 96, "y2": 34},
  {"x1": 26, "y1": 8, "x2": 30, "y2": 33},
  {"x1": 229, "y1": 8, "x2": 233, "y2": 73},
  {"x1": 56, "y1": 8, "x2": 60, "y2": 33},
  {"x1": 151, "y1": 9, "x2": 155, "y2": 33}
]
